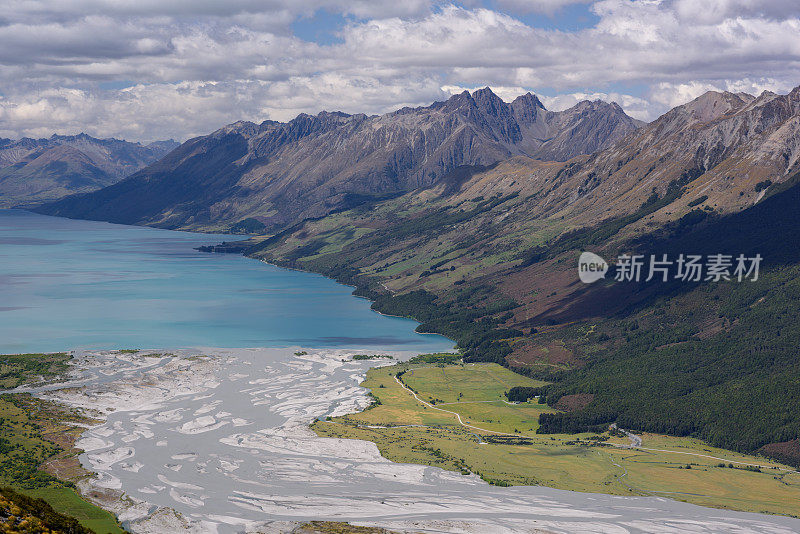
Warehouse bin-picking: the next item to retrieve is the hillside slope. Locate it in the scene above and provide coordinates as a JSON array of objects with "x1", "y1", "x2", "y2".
[
  {"x1": 240, "y1": 86, "x2": 800, "y2": 465},
  {"x1": 0, "y1": 134, "x2": 178, "y2": 207},
  {"x1": 249, "y1": 86, "x2": 800, "y2": 294},
  {"x1": 37, "y1": 88, "x2": 642, "y2": 230}
]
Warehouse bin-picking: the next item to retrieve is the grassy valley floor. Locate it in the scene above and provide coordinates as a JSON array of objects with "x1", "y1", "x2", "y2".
[{"x1": 312, "y1": 358, "x2": 800, "y2": 517}]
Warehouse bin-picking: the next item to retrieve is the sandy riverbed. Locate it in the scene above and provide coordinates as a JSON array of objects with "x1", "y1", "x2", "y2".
[{"x1": 22, "y1": 348, "x2": 800, "y2": 534}]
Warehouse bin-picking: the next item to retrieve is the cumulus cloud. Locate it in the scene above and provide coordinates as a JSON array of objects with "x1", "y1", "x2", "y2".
[
  {"x1": 0, "y1": 77, "x2": 449, "y2": 142},
  {"x1": 0, "y1": 1, "x2": 798, "y2": 141},
  {"x1": 7, "y1": 0, "x2": 434, "y2": 23},
  {"x1": 650, "y1": 78, "x2": 797, "y2": 110},
  {"x1": 494, "y1": 0, "x2": 593, "y2": 16},
  {"x1": 672, "y1": 0, "x2": 800, "y2": 25}
]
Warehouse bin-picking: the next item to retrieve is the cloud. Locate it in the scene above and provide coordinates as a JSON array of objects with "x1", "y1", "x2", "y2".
[
  {"x1": 494, "y1": 0, "x2": 593, "y2": 15},
  {"x1": 0, "y1": 77, "x2": 449, "y2": 142},
  {"x1": 672, "y1": 0, "x2": 800, "y2": 25},
  {"x1": 650, "y1": 78, "x2": 797, "y2": 110},
  {"x1": 0, "y1": 1, "x2": 798, "y2": 141},
  {"x1": 7, "y1": 1, "x2": 434, "y2": 22}
]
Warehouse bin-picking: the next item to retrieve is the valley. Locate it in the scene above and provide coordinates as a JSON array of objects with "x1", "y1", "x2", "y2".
[
  {"x1": 5, "y1": 348, "x2": 799, "y2": 534},
  {"x1": 4, "y1": 2, "x2": 800, "y2": 532},
  {"x1": 233, "y1": 87, "x2": 800, "y2": 472},
  {"x1": 10, "y1": 85, "x2": 800, "y2": 532},
  {"x1": 313, "y1": 358, "x2": 800, "y2": 517}
]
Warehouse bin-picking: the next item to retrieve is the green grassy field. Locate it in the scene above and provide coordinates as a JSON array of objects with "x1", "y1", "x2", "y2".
[
  {"x1": 0, "y1": 486, "x2": 96, "y2": 534},
  {"x1": 401, "y1": 363, "x2": 551, "y2": 434},
  {"x1": 403, "y1": 363, "x2": 545, "y2": 402},
  {"x1": 313, "y1": 361, "x2": 800, "y2": 516},
  {"x1": 25, "y1": 488, "x2": 122, "y2": 534}
]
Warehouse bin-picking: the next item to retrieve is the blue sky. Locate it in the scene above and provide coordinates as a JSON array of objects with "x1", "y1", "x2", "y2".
[
  {"x1": 291, "y1": 2, "x2": 600, "y2": 44},
  {"x1": 0, "y1": 0, "x2": 798, "y2": 141},
  {"x1": 291, "y1": 8, "x2": 350, "y2": 45}
]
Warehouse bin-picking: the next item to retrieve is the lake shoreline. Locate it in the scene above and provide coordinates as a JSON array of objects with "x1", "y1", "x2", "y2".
[{"x1": 0, "y1": 210, "x2": 453, "y2": 355}]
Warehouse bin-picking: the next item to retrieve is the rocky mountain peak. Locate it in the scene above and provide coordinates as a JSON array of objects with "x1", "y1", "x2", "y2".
[
  {"x1": 471, "y1": 87, "x2": 507, "y2": 114},
  {"x1": 440, "y1": 90, "x2": 478, "y2": 113},
  {"x1": 214, "y1": 121, "x2": 259, "y2": 139},
  {"x1": 37, "y1": 89, "x2": 644, "y2": 230},
  {"x1": 681, "y1": 90, "x2": 754, "y2": 124},
  {"x1": 512, "y1": 92, "x2": 545, "y2": 110},
  {"x1": 316, "y1": 110, "x2": 352, "y2": 120},
  {"x1": 510, "y1": 93, "x2": 547, "y2": 125}
]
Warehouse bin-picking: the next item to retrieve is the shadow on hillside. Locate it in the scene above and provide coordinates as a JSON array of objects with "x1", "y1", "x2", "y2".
[{"x1": 529, "y1": 174, "x2": 800, "y2": 326}]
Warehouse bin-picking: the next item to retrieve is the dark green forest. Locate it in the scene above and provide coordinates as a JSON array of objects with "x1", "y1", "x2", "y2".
[{"x1": 538, "y1": 175, "x2": 800, "y2": 464}]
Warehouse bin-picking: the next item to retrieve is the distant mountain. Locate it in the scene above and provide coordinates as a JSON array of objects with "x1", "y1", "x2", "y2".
[
  {"x1": 0, "y1": 134, "x2": 179, "y2": 208},
  {"x1": 37, "y1": 88, "x2": 642, "y2": 230}
]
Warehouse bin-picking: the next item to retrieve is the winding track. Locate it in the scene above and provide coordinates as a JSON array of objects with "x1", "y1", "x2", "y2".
[
  {"x1": 394, "y1": 372, "x2": 799, "y2": 473},
  {"x1": 394, "y1": 373, "x2": 528, "y2": 437}
]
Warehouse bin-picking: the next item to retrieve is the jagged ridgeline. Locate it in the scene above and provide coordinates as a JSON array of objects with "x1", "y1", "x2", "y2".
[
  {"x1": 37, "y1": 88, "x2": 642, "y2": 230},
  {"x1": 36, "y1": 85, "x2": 800, "y2": 467},
  {"x1": 246, "y1": 87, "x2": 800, "y2": 467}
]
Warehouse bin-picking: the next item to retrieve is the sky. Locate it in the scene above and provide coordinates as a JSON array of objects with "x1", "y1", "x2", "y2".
[{"x1": 0, "y1": 0, "x2": 798, "y2": 143}]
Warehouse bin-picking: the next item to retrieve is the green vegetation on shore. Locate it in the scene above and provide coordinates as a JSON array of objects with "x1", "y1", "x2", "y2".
[
  {"x1": 313, "y1": 361, "x2": 800, "y2": 516},
  {"x1": 351, "y1": 354, "x2": 393, "y2": 361},
  {"x1": 405, "y1": 352, "x2": 461, "y2": 365},
  {"x1": 0, "y1": 486, "x2": 93, "y2": 534},
  {"x1": 0, "y1": 353, "x2": 124, "y2": 534},
  {"x1": 0, "y1": 352, "x2": 71, "y2": 389}
]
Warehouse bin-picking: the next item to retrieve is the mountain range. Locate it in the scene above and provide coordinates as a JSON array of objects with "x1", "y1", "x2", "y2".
[
  {"x1": 0, "y1": 134, "x2": 178, "y2": 208},
  {"x1": 38, "y1": 88, "x2": 642, "y2": 230},
  {"x1": 211, "y1": 85, "x2": 800, "y2": 466},
  {"x1": 241, "y1": 85, "x2": 800, "y2": 322},
  {"x1": 28, "y1": 84, "x2": 800, "y2": 467}
]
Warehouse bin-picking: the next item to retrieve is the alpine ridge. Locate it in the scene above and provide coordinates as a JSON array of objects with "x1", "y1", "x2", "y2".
[
  {"x1": 37, "y1": 88, "x2": 642, "y2": 230},
  {"x1": 237, "y1": 85, "x2": 800, "y2": 469}
]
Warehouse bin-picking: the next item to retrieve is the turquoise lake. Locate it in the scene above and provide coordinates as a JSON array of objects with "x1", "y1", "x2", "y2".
[{"x1": 0, "y1": 210, "x2": 453, "y2": 354}]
